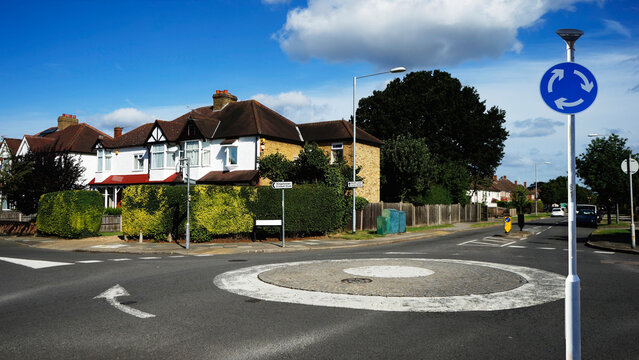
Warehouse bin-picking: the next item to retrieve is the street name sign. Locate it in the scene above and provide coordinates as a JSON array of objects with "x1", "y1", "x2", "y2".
[
  {"x1": 348, "y1": 181, "x2": 364, "y2": 188},
  {"x1": 621, "y1": 158, "x2": 638, "y2": 175},
  {"x1": 271, "y1": 181, "x2": 292, "y2": 189},
  {"x1": 540, "y1": 62, "x2": 597, "y2": 114}
]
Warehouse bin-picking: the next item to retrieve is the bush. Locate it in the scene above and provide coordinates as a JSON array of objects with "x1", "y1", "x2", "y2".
[
  {"x1": 355, "y1": 196, "x2": 369, "y2": 211},
  {"x1": 121, "y1": 185, "x2": 186, "y2": 241},
  {"x1": 103, "y1": 207, "x2": 122, "y2": 216},
  {"x1": 190, "y1": 186, "x2": 255, "y2": 242},
  {"x1": 250, "y1": 184, "x2": 346, "y2": 236},
  {"x1": 37, "y1": 190, "x2": 103, "y2": 238}
]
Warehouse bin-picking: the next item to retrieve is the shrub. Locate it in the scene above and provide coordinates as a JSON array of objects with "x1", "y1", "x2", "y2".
[
  {"x1": 103, "y1": 207, "x2": 122, "y2": 215},
  {"x1": 190, "y1": 186, "x2": 255, "y2": 242},
  {"x1": 250, "y1": 184, "x2": 346, "y2": 236},
  {"x1": 355, "y1": 196, "x2": 369, "y2": 211},
  {"x1": 121, "y1": 185, "x2": 186, "y2": 241},
  {"x1": 37, "y1": 190, "x2": 102, "y2": 238}
]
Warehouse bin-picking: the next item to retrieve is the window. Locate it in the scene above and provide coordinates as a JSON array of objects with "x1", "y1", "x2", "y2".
[
  {"x1": 133, "y1": 153, "x2": 144, "y2": 170},
  {"x1": 166, "y1": 146, "x2": 178, "y2": 168},
  {"x1": 331, "y1": 143, "x2": 343, "y2": 164},
  {"x1": 186, "y1": 141, "x2": 199, "y2": 166},
  {"x1": 2, "y1": 197, "x2": 9, "y2": 211},
  {"x1": 105, "y1": 151, "x2": 112, "y2": 171},
  {"x1": 97, "y1": 149, "x2": 103, "y2": 172},
  {"x1": 226, "y1": 146, "x2": 238, "y2": 166},
  {"x1": 152, "y1": 144, "x2": 164, "y2": 169},
  {"x1": 201, "y1": 141, "x2": 210, "y2": 166}
]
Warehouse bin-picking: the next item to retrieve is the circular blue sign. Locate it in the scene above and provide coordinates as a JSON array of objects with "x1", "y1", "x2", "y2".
[{"x1": 540, "y1": 62, "x2": 597, "y2": 114}]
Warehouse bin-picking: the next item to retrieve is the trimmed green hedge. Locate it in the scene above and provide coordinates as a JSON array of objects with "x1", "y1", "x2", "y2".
[
  {"x1": 190, "y1": 186, "x2": 255, "y2": 242},
  {"x1": 37, "y1": 190, "x2": 103, "y2": 238},
  {"x1": 121, "y1": 185, "x2": 186, "y2": 241}
]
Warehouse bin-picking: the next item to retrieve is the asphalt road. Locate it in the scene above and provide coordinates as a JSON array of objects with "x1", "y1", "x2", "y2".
[{"x1": 1, "y1": 218, "x2": 637, "y2": 359}]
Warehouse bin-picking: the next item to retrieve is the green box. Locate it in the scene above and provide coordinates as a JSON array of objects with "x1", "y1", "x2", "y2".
[{"x1": 376, "y1": 216, "x2": 390, "y2": 235}]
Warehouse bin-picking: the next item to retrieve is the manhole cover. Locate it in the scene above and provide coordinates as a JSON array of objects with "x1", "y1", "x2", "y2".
[{"x1": 341, "y1": 278, "x2": 373, "y2": 284}]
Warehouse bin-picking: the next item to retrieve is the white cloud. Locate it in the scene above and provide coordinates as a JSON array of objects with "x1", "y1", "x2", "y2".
[
  {"x1": 252, "y1": 90, "x2": 349, "y2": 123},
  {"x1": 276, "y1": 0, "x2": 594, "y2": 68},
  {"x1": 510, "y1": 117, "x2": 564, "y2": 138},
  {"x1": 100, "y1": 107, "x2": 154, "y2": 128},
  {"x1": 602, "y1": 19, "x2": 632, "y2": 38}
]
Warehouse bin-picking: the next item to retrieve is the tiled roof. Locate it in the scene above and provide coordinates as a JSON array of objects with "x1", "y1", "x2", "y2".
[
  {"x1": 27, "y1": 123, "x2": 112, "y2": 154},
  {"x1": 298, "y1": 120, "x2": 383, "y2": 146},
  {"x1": 197, "y1": 170, "x2": 260, "y2": 185},
  {"x1": 4, "y1": 138, "x2": 22, "y2": 154}
]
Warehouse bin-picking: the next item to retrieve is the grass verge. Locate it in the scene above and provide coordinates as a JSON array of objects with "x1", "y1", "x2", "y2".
[
  {"x1": 100, "y1": 231, "x2": 122, "y2": 237},
  {"x1": 471, "y1": 222, "x2": 501, "y2": 228},
  {"x1": 406, "y1": 224, "x2": 454, "y2": 232}
]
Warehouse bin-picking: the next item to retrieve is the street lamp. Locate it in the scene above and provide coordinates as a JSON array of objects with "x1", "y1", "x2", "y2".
[
  {"x1": 535, "y1": 161, "x2": 551, "y2": 216},
  {"x1": 177, "y1": 156, "x2": 191, "y2": 250},
  {"x1": 352, "y1": 66, "x2": 406, "y2": 233}
]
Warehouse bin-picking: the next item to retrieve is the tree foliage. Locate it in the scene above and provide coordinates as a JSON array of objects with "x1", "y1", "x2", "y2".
[
  {"x1": 509, "y1": 186, "x2": 531, "y2": 215},
  {"x1": 381, "y1": 135, "x2": 435, "y2": 203},
  {"x1": 357, "y1": 70, "x2": 508, "y2": 185},
  {"x1": 0, "y1": 152, "x2": 84, "y2": 215},
  {"x1": 539, "y1": 176, "x2": 597, "y2": 207}
]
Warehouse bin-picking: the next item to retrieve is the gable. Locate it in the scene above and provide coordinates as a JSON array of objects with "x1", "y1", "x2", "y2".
[{"x1": 147, "y1": 126, "x2": 167, "y2": 143}]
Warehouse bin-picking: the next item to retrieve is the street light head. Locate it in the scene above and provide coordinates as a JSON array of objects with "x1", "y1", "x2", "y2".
[
  {"x1": 544, "y1": 161, "x2": 551, "y2": 164},
  {"x1": 390, "y1": 67, "x2": 406, "y2": 73},
  {"x1": 556, "y1": 29, "x2": 583, "y2": 44}
]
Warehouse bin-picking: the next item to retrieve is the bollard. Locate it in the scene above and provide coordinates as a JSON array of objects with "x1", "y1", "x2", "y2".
[{"x1": 139, "y1": 230, "x2": 143, "y2": 243}]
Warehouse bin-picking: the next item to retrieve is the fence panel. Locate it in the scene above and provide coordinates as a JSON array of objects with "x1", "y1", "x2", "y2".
[{"x1": 100, "y1": 215, "x2": 121, "y2": 232}]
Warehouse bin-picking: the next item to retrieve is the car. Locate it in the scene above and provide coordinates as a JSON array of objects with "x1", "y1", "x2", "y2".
[
  {"x1": 576, "y1": 208, "x2": 598, "y2": 227},
  {"x1": 551, "y1": 207, "x2": 565, "y2": 217}
]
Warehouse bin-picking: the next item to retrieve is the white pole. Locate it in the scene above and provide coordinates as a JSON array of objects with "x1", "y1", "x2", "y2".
[
  {"x1": 564, "y1": 39, "x2": 581, "y2": 360},
  {"x1": 535, "y1": 163, "x2": 538, "y2": 216},
  {"x1": 352, "y1": 76, "x2": 357, "y2": 234},
  {"x1": 282, "y1": 188, "x2": 285, "y2": 248},
  {"x1": 628, "y1": 154, "x2": 635, "y2": 248},
  {"x1": 185, "y1": 159, "x2": 190, "y2": 250}
]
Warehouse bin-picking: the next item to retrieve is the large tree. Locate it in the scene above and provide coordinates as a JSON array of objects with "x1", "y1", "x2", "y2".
[
  {"x1": 576, "y1": 134, "x2": 637, "y2": 223},
  {"x1": 357, "y1": 70, "x2": 508, "y2": 184},
  {"x1": 380, "y1": 135, "x2": 435, "y2": 203},
  {"x1": 540, "y1": 176, "x2": 598, "y2": 209},
  {"x1": 0, "y1": 152, "x2": 85, "y2": 215}
]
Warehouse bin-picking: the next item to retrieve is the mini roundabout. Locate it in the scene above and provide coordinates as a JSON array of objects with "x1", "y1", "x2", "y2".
[{"x1": 214, "y1": 258, "x2": 565, "y2": 312}]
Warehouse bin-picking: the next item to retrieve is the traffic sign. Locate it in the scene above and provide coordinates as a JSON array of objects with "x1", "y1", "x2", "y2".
[
  {"x1": 348, "y1": 181, "x2": 364, "y2": 188},
  {"x1": 540, "y1": 62, "x2": 597, "y2": 114},
  {"x1": 271, "y1": 181, "x2": 292, "y2": 189},
  {"x1": 621, "y1": 158, "x2": 638, "y2": 175}
]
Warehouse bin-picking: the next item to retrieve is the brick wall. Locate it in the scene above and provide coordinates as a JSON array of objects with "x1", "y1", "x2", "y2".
[{"x1": 259, "y1": 139, "x2": 303, "y2": 185}]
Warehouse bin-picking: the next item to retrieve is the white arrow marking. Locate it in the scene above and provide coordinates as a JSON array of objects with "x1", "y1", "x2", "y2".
[
  {"x1": 0, "y1": 256, "x2": 73, "y2": 269},
  {"x1": 94, "y1": 284, "x2": 156, "y2": 319},
  {"x1": 573, "y1": 70, "x2": 594, "y2": 92},
  {"x1": 547, "y1": 69, "x2": 564, "y2": 93},
  {"x1": 554, "y1": 97, "x2": 584, "y2": 110}
]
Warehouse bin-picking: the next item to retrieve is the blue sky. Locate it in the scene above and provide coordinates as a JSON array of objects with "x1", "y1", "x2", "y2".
[{"x1": 1, "y1": 0, "x2": 638, "y2": 184}]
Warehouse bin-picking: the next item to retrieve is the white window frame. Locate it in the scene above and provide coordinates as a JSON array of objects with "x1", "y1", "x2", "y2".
[
  {"x1": 225, "y1": 146, "x2": 238, "y2": 168},
  {"x1": 201, "y1": 140, "x2": 211, "y2": 167},
  {"x1": 166, "y1": 145, "x2": 178, "y2": 168},
  {"x1": 185, "y1": 141, "x2": 200, "y2": 167},
  {"x1": 97, "y1": 149, "x2": 104, "y2": 172},
  {"x1": 104, "y1": 150, "x2": 112, "y2": 171},
  {"x1": 331, "y1": 143, "x2": 344, "y2": 164},
  {"x1": 133, "y1": 153, "x2": 145, "y2": 171},
  {"x1": 151, "y1": 144, "x2": 165, "y2": 169}
]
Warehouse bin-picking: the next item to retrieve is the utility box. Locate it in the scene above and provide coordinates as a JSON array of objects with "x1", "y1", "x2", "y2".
[
  {"x1": 382, "y1": 209, "x2": 399, "y2": 234},
  {"x1": 398, "y1": 211, "x2": 406, "y2": 233},
  {"x1": 376, "y1": 216, "x2": 390, "y2": 235}
]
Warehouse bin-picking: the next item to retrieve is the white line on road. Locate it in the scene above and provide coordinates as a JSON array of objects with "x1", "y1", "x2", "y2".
[
  {"x1": 594, "y1": 251, "x2": 615, "y2": 254},
  {"x1": 139, "y1": 257, "x2": 161, "y2": 260},
  {"x1": 500, "y1": 241, "x2": 516, "y2": 247},
  {"x1": 457, "y1": 239, "x2": 478, "y2": 246},
  {"x1": 537, "y1": 247, "x2": 556, "y2": 250},
  {"x1": 0, "y1": 257, "x2": 73, "y2": 269},
  {"x1": 76, "y1": 260, "x2": 103, "y2": 264},
  {"x1": 109, "y1": 258, "x2": 132, "y2": 261},
  {"x1": 168, "y1": 255, "x2": 185, "y2": 258},
  {"x1": 509, "y1": 245, "x2": 527, "y2": 249}
]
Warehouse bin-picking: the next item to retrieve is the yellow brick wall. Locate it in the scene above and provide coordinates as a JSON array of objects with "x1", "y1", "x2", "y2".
[{"x1": 258, "y1": 139, "x2": 303, "y2": 185}]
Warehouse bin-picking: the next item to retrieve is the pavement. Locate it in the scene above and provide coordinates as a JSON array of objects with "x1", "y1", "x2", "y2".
[{"x1": 2, "y1": 220, "x2": 636, "y2": 255}]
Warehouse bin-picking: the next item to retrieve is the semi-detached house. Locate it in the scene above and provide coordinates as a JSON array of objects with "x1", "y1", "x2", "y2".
[{"x1": 88, "y1": 90, "x2": 383, "y2": 207}]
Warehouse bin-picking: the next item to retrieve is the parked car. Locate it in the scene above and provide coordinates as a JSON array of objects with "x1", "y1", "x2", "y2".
[
  {"x1": 576, "y1": 208, "x2": 598, "y2": 227},
  {"x1": 551, "y1": 207, "x2": 565, "y2": 217}
]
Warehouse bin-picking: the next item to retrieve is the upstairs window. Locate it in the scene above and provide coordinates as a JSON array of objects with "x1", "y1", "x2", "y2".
[
  {"x1": 104, "y1": 151, "x2": 112, "y2": 171},
  {"x1": 226, "y1": 146, "x2": 238, "y2": 166},
  {"x1": 331, "y1": 143, "x2": 343, "y2": 164},
  {"x1": 201, "y1": 141, "x2": 211, "y2": 166},
  {"x1": 133, "y1": 153, "x2": 145, "y2": 170},
  {"x1": 152, "y1": 144, "x2": 164, "y2": 169},
  {"x1": 186, "y1": 141, "x2": 199, "y2": 166},
  {"x1": 166, "y1": 146, "x2": 178, "y2": 168},
  {"x1": 97, "y1": 149, "x2": 104, "y2": 172}
]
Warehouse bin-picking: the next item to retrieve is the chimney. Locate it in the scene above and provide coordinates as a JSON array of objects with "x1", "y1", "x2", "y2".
[
  {"x1": 212, "y1": 89, "x2": 238, "y2": 110},
  {"x1": 514, "y1": 180, "x2": 518, "y2": 185},
  {"x1": 524, "y1": 181, "x2": 527, "y2": 188},
  {"x1": 57, "y1": 113, "x2": 79, "y2": 131},
  {"x1": 493, "y1": 175, "x2": 497, "y2": 181},
  {"x1": 114, "y1": 127, "x2": 122, "y2": 138}
]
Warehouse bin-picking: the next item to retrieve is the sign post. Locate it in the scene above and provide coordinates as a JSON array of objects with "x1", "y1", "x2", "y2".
[
  {"x1": 541, "y1": 29, "x2": 597, "y2": 360},
  {"x1": 621, "y1": 157, "x2": 638, "y2": 248},
  {"x1": 272, "y1": 181, "x2": 292, "y2": 247}
]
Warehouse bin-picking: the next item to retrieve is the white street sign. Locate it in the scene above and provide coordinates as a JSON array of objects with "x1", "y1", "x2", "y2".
[
  {"x1": 272, "y1": 181, "x2": 292, "y2": 189},
  {"x1": 348, "y1": 181, "x2": 364, "y2": 188},
  {"x1": 621, "y1": 158, "x2": 638, "y2": 174}
]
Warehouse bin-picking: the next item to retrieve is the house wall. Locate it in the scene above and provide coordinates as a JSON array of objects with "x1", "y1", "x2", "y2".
[
  {"x1": 341, "y1": 142, "x2": 380, "y2": 203},
  {"x1": 76, "y1": 154, "x2": 97, "y2": 186},
  {"x1": 259, "y1": 139, "x2": 303, "y2": 185}
]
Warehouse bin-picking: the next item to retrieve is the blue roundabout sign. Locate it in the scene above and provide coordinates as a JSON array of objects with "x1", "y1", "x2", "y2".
[{"x1": 540, "y1": 62, "x2": 597, "y2": 114}]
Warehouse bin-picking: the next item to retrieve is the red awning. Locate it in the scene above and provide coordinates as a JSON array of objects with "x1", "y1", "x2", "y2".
[{"x1": 89, "y1": 173, "x2": 182, "y2": 185}]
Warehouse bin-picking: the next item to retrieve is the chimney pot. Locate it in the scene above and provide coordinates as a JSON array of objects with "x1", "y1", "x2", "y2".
[
  {"x1": 57, "y1": 113, "x2": 78, "y2": 131},
  {"x1": 223, "y1": 90, "x2": 228, "y2": 93},
  {"x1": 515, "y1": 180, "x2": 518, "y2": 185},
  {"x1": 212, "y1": 90, "x2": 238, "y2": 110},
  {"x1": 114, "y1": 127, "x2": 123, "y2": 138},
  {"x1": 493, "y1": 175, "x2": 497, "y2": 181},
  {"x1": 524, "y1": 182, "x2": 527, "y2": 188}
]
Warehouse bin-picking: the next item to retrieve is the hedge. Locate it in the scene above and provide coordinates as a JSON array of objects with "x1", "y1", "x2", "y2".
[
  {"x1": 190, "y1": 186, "x2": 255, "y2": 242},
  {"x1": 37, "y1": 190, "x2": 103, "y2": 238},
  {"x1": 121, "y1": 185, "x2": 186, "y2": 241}
]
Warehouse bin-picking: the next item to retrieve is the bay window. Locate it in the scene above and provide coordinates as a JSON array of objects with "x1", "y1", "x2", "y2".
[
  {"x1": 186, "y1": 141, "x2": 199, "y2": 166},
  {"x1": 152, "y1": 144, "x2": 164, "y2": 169}
]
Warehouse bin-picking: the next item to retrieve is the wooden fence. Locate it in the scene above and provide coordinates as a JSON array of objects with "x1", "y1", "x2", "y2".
[
  {"x1": 0, "y1": 210, "x2": 36, "y2": 222},
  {"x1": 349, "y1": 202, "x2": 487, "y2": 231},
  {"x1": 100, "y1": 215, "x2": 121, "y2": 232}
]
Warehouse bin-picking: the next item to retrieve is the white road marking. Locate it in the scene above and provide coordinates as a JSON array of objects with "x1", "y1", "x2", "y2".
[
  {"x1": 139, "y1": 256, "x2": 161, "y2": 260},
  {"x1": 214, "y1": 258, "x2": 565, "y2": 313},
  {"x1": 537, "y1": 247, "x2": 556, "y2": 250},
  {"x1": 91, "y1": 244, "x2": 128, "y2": 249},
  {"x1": 94, "y1": 284, "x2": 155, "y2": 319},
  {"x1": 457, "y1": 239, "x2": 478, "y2": 246},
  {"x1": 76, "y1": 260, "x2": 103, "y2": 264},
  {"x1": 509, "y1": 245, "x2": 527, "y2": 249},
  {"x1": 195, "y1": 254, "x2": 214, "y2": 257},
  {"x1": 168, "y1": 255, "x2": 185, "y2": 258},
  {"x1": 594, "y1": 251, "x2": 615, "y2": 254},
  {"x1": 109, "y1": 258, "x2": 131, "y2": 261},
  {"x1": 0, "y1": 257, "x2": 73, "y2": 269},
  {"x1": 500, "y1": 241, "x2": 516, "y2": 247}
]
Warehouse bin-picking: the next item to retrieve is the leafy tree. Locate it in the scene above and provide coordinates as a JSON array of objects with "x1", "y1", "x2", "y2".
[
  {"x1": 509, "y1": 186, "x2": 531, "y2": 231},
  {"x1": 433, "y1": 161, "x2": 471, "y2": 205},
  {"x1": 0, "y1": 152, "x2": 84, "y2": 215},
  {"x1": 357, "y1": 70, "x2": 508, "y2": 185},
  {"x1": 293, "y1": 143, "x2": 331, "y2": 184},
  {"x1": 539, "y1": 176, "x2": 597, "y2": 208},
  {"x1": 258, "y1": 153, "x2": 294, "y2": 182},
  {"x1": 576, "y1": 134, "x2": 637, "y2": 223},
  {"x1": 380, "y1": 135, "x2": 435, "y2": 203}
]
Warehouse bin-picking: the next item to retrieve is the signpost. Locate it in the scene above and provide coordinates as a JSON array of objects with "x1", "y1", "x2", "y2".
[
  {"x1": 541, "y1": 29, "x2": 597, "y2": 360},
  {"x1": 622, "y1": 157, "x2": 637, "y2": 248},
  {"x1": 271, "y1": 182, "x2": 292, "y2": 247},
  {"x1": 348, "y1": 181, "x2": 363, "y2": 188}
]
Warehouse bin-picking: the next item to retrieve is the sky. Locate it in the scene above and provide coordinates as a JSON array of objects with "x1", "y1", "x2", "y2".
[{"x1": 1, "y1": 0, "x2": 638, "y2": 185}]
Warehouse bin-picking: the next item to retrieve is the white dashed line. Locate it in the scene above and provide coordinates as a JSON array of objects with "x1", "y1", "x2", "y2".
[
  {"x1": 500, "y1": 241, "x2": 516, "y2": 247},
  {"x1": 537, "y1": 247, "x2": 556, "y2": 250},
  {"x1": 195, "y1": 254, "x2": 214, "y2": 257},
  {"x1": 109, "y1": 258, "x2": 132, "y2": 262},
  {"x1": 509, "y1": 245, "x2": 527, "y2": 249},
  {"x1": 594, "y1": 250, "x2": 615, "y2": 254},
  {"x1": 76, "y1": 260, "x2": 103, "y2": 264},
  {"x1": 168, "y1": 255, "x2": 185, "y2": 258},
  {"x1": 139, "y1": 256, "x2": 161, "y2": 260}
]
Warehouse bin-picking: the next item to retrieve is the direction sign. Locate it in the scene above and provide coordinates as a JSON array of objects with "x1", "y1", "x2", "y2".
[
  {"x1": 271, "y1": 181, "x2": 292, "y2": 189},
  {"x1": 348, "y1": 181, "x2": 364, "y2": 188},
  {"x1": 540, "y1": 62, "x2": 597, "y2": 114},
  {"x1": 621, "y1": 158, "x2": 638, "y2": 175}
]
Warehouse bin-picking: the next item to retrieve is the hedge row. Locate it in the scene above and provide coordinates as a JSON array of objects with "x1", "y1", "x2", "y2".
[
  {"x1": 121, "y1": 184, "x2": 347, "y2": 242},
  {"x1": 37, "y1": 190, "x2": 103, "y2": 238}
]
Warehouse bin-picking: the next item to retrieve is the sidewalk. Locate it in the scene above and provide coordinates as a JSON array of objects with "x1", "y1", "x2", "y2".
[
  {"x1": 586, "y1": 231, "x2": 639, "y2": 255},
  {"x1": 3, "y1": 222, "x2": 481, "y2": 256}
]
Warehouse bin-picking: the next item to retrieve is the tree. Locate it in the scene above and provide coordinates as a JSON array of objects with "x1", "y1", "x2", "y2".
[
  {"x1": 0, "y1": 152, "x2": 85, "y2": 215},
  {"x1": 380, "y1": 135, "x2": 435, "y2": 203},
  {"x1": 576, "y1": 134, "x2": 636, "y2": 224},
  {"x1": 293, "y1": 143, "x2": 331, "y2": 184},
  {"x1": 509, "y1": 186, "x2": 531, "y2": 231},
  {"x1": 258, "y1": 153, "x2": 294, "y2": 182},
  {"x1": 539, "y1": 176, "x2": 597, "y2": 208},
  {"x1": 357, "y1": 70, "x2": 508, "y2": 184}
]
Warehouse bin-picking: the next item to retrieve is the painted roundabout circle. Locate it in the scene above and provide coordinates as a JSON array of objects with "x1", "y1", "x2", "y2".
[{"x1": 213, "y1": 258, "x2": 565, "y2": 312}]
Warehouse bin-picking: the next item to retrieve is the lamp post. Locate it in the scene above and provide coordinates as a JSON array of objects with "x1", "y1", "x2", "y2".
[
  {"x1": 535, "y1": 161, "x2": 551, "y2": 216},
  {"x1": 177, "y1": 157, "x2": 191, "y2": 250},
  {"x1": 352, "y1": 66, "x2": 406, "y2": 233}
]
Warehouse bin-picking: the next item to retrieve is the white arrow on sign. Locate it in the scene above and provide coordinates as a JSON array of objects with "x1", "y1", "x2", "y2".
[
  {"x1": 554, "y1": 97, "x2": 584, "y2": 110},
  {"x1": 547, "y1": 69, "x2": 563, "y2": 93},
  {"x1": 94, "y1": 284, "x2": 156, "y2": 319},
  {"x1": 574, "y1": 70, "x2": 594, "y2": 92}
]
